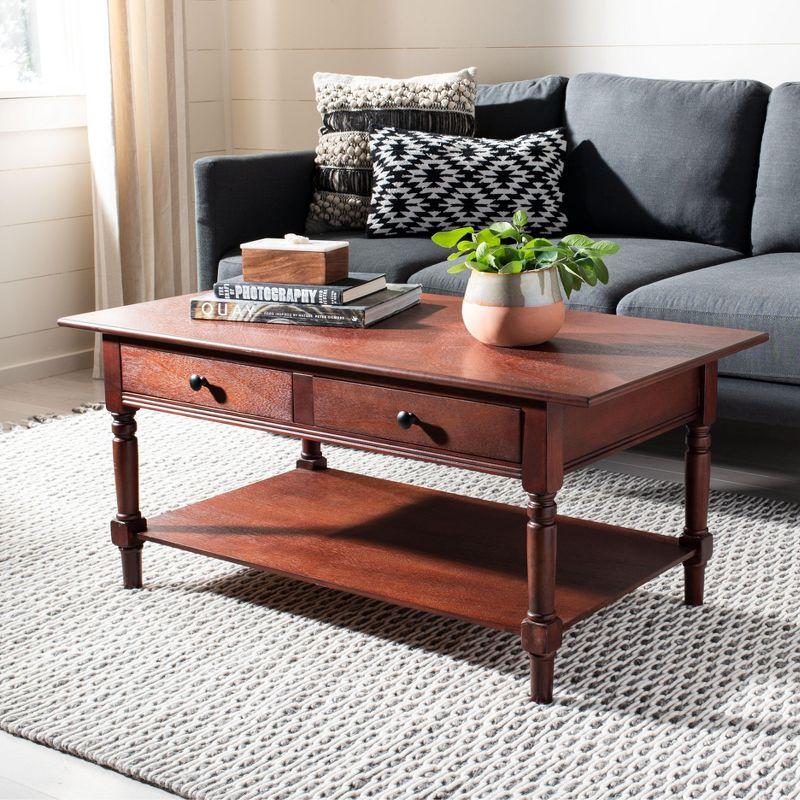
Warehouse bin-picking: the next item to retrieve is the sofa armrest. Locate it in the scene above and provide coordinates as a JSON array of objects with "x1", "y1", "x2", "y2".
[{"x1": 194, "y1": 150, "x2": 316, "y2": 290}]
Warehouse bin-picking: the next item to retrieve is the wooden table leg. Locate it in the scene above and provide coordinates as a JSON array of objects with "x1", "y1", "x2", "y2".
[
  {"x1": 521, "y1": 491, "x2": 563, "y2": 704},
  {"x1": 680, "y1": 423, "x2": 713, "y2": 605},
  {"x1": 110, "y1": 411, "x2": 147, "y2": 588},
  {"x1": 296, "y1": 438, "x2": 327, "y2": 471}
]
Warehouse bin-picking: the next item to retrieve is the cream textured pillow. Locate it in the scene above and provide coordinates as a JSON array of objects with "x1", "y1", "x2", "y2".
[{"x1": 306, "y1": 68, "x2": 477, "y2": 234}]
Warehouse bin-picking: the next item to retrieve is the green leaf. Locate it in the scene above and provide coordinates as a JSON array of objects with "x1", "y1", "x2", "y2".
[
  {"x1": 446, "y1": 252, "x2": 463, "y2": 261},
  {"x1": 475, "y1": 241, "x2": 490, "y2": 262},
  {"x1": 587, "y1": 239, "x2": 620, "y2": 256},
  {"x1": 524, "y1": 237, "x2": 556, "y2": 250},
  {"x1": 457, "y1": 239, "x2": 476, "y2": 252},
  {"x1": 588, "y1": 255, "x2": 609, "y2": 283},
  {"x1": 475, "y1": 229, "x2": 501, "y2": 247},
  {"x1": 562, "y1": 263, "x2": 585, "y2": 283},
  {"x1": 489, "y1": 222, "x2": 517, "y2": 239},
  {"x1": 447, "y1": 261, "x2": 469, "y2": 274},
  {"x1": 499, "y1": 260, "x2": 524, "y2": 274},
  {"x1": 513, "y1": 209, "x2": 528, "y2": 229},
  {"x1": 557, "y1": 265, "x2": 574, "y2": 298},
  {"x1": 560, "y1": 233, "x2": 593, "y2": 249},
  {"x1": 536, "y1": 249, "x2": 560, "y2": 263},
  {"x1": 431, "y1": 227, "x2": 473, "y2": 249},
  {"x1": 491, "y1": 245, "x2": 521, "y2": 265},
  {"x1": 577, "y1": 258, "x2": 597, "y2": 286}
]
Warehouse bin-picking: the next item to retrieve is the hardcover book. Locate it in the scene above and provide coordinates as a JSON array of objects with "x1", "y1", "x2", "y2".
[
  {"x1": 213, "y1": 272, "x2": 386, "y2": 305},
  {"x1": 190, "y1": 284, "x2": 421, "y2": 328}
]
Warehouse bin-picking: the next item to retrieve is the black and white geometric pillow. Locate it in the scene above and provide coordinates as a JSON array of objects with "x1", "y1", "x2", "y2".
[
  {"x1": 306, "y1": 69, "x2": 478, "y2": 234},
  {"x1": 366, "y1": 127, "x2": 568, "y2": 238}
]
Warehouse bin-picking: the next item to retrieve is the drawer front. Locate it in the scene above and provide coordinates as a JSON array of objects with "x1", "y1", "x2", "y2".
[
  {"x1": 312, "y1": 377, "x2": 521, "y2": 462},
  {"x1": 121, "y1": 345, "x2": 293, "y2": 421}
]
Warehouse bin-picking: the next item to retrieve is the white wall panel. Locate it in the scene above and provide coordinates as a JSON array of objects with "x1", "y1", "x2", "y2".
[
  {"x1": 231, "y1": 100, "x2": 320, "y2": 150},
  {"x1": 0, "y1": 164, "x2": 92, "y2": 228},
  {"x1": 187, "y1": 50, "x2": 225, "y2": 102},
  {"x1": 0, "y1": 127, "x2": 89, "y2": 171},
  {"x1": 227, "y1": 0, "x2": 800, "y2": 51},
  {"x1": 0, "y1": 90, "x2": 95, "y2": 380},
  {"x1": 188, "y1": 100, "x2": 227, "y2": 153},
  {"x1": 0, "y1": 268, "x2": 94, "y2": 340},
  {"x1": 0, "y1": 95, "x2": 86, "y2": 133},
  {"x1": 0, "y1": 217, "x2": 93, "y2": 283},
  {"x1": 218, "y1": 0, "x2": 800, "y2": 157},
  {"x1": 230, "y1": 45, "x2": 800, "y2": 105},
  {"x1": 186, "y1": 0, "x2": 226, "y2": 50},
  {"x1": 0, "y1": 327, "x2": 93, "y2": 383}
]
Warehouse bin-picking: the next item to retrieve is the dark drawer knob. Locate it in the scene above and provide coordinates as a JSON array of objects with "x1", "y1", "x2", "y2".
[
  {"x1": 396, "y1": 410, "x2": 418, "y2": 430},
  {"x1": 189, "y1": 374, "x2": 209, "y2": 392}
]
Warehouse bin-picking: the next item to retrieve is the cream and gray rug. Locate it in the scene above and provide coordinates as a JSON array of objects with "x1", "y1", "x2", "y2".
[{"x1": 1, "y1": 408, "x2": 798, "y2": 800}]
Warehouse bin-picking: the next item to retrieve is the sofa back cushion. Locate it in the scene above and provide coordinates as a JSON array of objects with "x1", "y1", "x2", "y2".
[
  {"x1": 564, "y1": 73, "x2": 770, "y2": 251},
  {"x1": 475, "y1": 75, "x2": 567, "y2": 139},
  {"x1": 751, "y1": 83, "x2": 800, "y2": 254}
]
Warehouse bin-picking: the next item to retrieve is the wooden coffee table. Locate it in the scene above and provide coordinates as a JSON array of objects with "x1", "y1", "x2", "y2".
[{"x1": 59, "y1": 295, "x2": 766, "y2": 703}]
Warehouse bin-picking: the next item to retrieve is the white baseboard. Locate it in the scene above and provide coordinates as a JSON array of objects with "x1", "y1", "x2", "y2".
[{"x1": 0, "y1": 348, "x2": 93, "y2": 386}]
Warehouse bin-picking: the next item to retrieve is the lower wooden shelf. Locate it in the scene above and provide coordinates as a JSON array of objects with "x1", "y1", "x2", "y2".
[{"x1": 140, "y1": 468, "x2": 693, "y2": 632}]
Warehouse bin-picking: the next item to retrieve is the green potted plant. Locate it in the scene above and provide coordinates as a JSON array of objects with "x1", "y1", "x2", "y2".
[{"x1": 432, "y1": 210, "x2": 620, "y2": 346}]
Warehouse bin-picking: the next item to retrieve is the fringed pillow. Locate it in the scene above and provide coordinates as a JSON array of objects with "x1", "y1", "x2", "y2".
[{"x1": 306, "y1": 69, "x2": 477, "y2": 234}]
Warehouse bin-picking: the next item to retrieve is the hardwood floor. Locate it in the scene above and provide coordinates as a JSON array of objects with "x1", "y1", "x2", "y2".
[
  {"x1": 0, "y1": 732, "x2": 177, "y2": 800},
  {"x1": 0, "y1": 370, "x2": 104, "y2": 428},
  {"x1": 1, "y1": 367, "x2": 797, "y2": 797}
]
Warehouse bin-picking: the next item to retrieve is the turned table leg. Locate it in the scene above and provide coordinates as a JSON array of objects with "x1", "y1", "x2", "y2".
[
  {"x1": 110, "y1": 411, "x2": 147, "y2": 588},
  {"x1": 296, "y1": 438, "x2": 327, "y2": 471},
  {"x1": 680, "y1": 423, "x2": 713, "y2": 605},
  {"x1": 521, "y1": 491, "x2": 563, "y2": 704}
]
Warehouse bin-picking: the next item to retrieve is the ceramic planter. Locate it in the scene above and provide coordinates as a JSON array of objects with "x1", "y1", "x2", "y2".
[{"x1": 461, "y1": 266, "x2": 565, "y2": 347}]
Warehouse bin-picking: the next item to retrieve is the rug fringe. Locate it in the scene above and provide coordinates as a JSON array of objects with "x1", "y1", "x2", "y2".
[{"x1": 1, "y1": 401, "x2": 105, "y2": 433}]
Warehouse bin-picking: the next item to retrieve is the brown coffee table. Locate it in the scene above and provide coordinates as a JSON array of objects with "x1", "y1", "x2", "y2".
[{"x1": 59, "y1": 294, "x2": 766, "y2": 703}]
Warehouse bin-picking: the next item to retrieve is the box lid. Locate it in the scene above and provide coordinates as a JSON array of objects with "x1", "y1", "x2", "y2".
[{"x1": 241, "y1": 237, "x2": 348, "y2": 253}]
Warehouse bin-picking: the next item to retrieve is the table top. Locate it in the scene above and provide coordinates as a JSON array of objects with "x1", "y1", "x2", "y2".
[{"x1": 59, "y1": 293, "x2": 767, "y2": 407}]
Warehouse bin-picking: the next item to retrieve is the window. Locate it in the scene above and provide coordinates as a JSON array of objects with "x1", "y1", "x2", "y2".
[{"x1": 0, "y1": 0, "x2": 84, "y2": 95}]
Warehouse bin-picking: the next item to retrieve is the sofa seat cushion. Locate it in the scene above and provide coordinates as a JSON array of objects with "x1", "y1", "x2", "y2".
[
  {"x1": 617, "y1": 253, "x2": 799, "y2": 384},
  {"x1": 564, "y1": 73, "x2": 770, "y2": 251},
  {"x1": 217, "y1": 231, "x2": 446, "y2": 285},
  {"x1": 408, "y1": 237, "x2": 742, "y2": 314}
]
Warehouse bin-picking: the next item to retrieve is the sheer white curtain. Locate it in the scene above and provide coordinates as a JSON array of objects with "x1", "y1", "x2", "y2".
[{"x1": 84, "y1": 0, "x2": 195, "y2": 373}]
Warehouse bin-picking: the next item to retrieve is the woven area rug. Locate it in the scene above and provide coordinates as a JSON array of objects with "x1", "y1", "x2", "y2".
[{"x1": 1, "y1": 408, "x2": 799, "y2": 800}]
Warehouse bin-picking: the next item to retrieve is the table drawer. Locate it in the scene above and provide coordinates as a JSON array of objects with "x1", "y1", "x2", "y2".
[
  {"x1": 121, "y1": 345, "x2": 293, "y2": 421},
  {"x1": 312, "y1": 377, "x2": 521, "y2": 462}
]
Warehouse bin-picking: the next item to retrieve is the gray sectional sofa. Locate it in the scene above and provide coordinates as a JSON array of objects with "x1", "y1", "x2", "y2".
[{"x1": 194, "y1": 73, "x2": 800, "y2": 427}]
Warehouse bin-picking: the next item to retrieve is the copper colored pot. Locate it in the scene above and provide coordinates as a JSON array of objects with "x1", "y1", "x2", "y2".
[{"x1": 461, "y1": 267, "x2": 565, "y2": 347}]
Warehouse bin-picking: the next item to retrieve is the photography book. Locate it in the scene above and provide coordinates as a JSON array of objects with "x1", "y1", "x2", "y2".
[
  {"x1": 213, "y1": 272, "x2": 386, "y2": 306},
  {"x1": 190, "y1": 284, "x2": 421, "y2": 328}
]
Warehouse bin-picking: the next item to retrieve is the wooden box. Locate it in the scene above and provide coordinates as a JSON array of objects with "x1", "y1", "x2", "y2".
[{"x1": 241, "y1": 238, "x2": 349, "y2": 285}]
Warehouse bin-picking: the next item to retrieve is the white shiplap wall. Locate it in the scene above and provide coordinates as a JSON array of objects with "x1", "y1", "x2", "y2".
[
  {"x1": 186, "y1": 0, "x2": 231, "y2": 159},
  {"x1": 0, "y1": 95, "x2": 94, "y2": 384},
  {"x1": 190, "y1": 0, "x2": 800, "y2": 154}
]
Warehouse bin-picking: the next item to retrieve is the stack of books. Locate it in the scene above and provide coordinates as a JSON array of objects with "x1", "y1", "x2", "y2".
[{"x1": 191, "y1": 273, "x2": 421, "y2": 329}]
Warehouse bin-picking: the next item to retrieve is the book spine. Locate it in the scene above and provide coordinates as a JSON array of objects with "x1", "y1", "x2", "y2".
[
  {"x1": 213, "y1": 282, "x2": 344, "y2": 305},
  {"x1": 191, "y1": 298, "x2": 366, "y2": 328}
]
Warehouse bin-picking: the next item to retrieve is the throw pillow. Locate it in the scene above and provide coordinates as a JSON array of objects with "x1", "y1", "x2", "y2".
[
  {"x1": 306, "y1": 68, "x2": 478, "y2": 234},
  {"x1": 366, "y1": 127, "x2": 568, "y2": 238}
]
